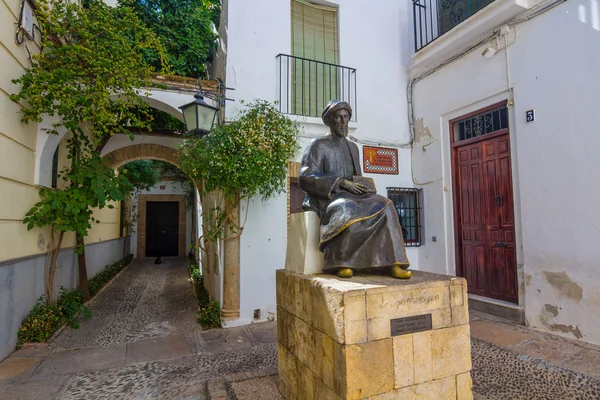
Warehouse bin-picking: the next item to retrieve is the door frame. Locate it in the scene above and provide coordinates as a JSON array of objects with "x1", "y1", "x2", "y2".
[
  {"x1": 449, "y1": 100, "x2": 518, "y2": 298},
  {"x1": 137, "y1": 194, "x2": 186, "y2": 258}
]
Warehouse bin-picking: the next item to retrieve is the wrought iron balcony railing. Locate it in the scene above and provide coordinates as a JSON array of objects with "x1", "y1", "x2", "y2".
[
  {"x1": 276, "y1": 54, "x2": 357, "y2": 121},
  {"x1": 413, "y1": 0, "x2": 496, "y2": 51}
]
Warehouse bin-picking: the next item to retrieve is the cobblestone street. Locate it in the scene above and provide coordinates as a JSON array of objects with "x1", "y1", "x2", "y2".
[
  {"x1": 0, "y1": 258, "x2": 277, "y2": 400},
  {"x1": 1, "y1": 258, "x2": 599, "y2": 399}
]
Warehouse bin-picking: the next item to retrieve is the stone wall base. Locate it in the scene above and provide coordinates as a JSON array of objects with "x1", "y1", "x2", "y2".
[{"x1": 276, "y1": 269, "x2": 473, "y2": 400}]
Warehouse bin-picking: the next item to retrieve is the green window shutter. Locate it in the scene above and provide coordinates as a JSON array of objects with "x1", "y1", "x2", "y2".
[{"x1": 291, "y1": 0, "x2": 338, "y2": 117}]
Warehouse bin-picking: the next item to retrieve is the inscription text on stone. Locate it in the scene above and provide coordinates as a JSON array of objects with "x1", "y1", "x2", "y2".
[{"x1": 390, "y1": 314, "x2": 433, "y2": 336}]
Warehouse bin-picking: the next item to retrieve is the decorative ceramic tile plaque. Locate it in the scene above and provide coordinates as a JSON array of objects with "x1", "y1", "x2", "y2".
[{"x1": 363, "y1": 146, "x2": 399, "y2": 175}]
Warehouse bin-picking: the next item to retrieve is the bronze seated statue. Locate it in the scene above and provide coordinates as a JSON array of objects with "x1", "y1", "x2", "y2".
[{"x1": 298, "y1": 100, "x2": 411, "y2": 279}]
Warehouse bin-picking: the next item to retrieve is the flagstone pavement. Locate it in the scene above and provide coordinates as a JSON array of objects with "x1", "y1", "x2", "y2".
[{"x1": 0, "y1": 257, "x2": 599, "y2": 399}]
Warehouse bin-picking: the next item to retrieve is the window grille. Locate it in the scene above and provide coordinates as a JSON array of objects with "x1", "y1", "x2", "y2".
[
  {"x1": 453, "y1": 104, "x2": 508, "y2": 142},
  {"x1": 387, "y1": 187, "x2": 423, "y2": 247}
]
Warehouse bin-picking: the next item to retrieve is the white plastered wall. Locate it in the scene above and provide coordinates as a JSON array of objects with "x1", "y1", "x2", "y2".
[
  {"x1": 410, "y1": 0, "x2": 600, "y2": 343},
  {"x1": 225, "y1": 0, "x2": 417, "y2": 325}
]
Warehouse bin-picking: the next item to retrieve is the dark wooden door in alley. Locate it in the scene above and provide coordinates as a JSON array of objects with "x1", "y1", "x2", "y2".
[
  {"x1": 146, "y1": 201, "x2": 179, "y2": 257},
  {"x1": 452, "y1": 104, "x2": 518, "y2": 303}
]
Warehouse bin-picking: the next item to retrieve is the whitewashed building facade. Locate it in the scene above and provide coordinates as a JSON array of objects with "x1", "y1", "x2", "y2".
[
  {"x1": 214, "y1": 0, "x2": 600, "y2": 346},
  {"x1": 408, "y1": 0, "x2": 600, "y2": 343},
  {"x1": 210, "y1": 0, "x2": 420, "y2": 327}
]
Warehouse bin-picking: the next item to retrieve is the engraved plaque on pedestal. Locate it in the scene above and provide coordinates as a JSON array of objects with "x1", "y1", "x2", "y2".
[{"x1": 390, "y1": 314, "x2": 432, "y2": 336}]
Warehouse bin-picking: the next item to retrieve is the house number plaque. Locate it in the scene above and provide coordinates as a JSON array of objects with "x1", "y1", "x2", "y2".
[{"x1": 390, "y1": 314, "x2": 432, "y2": 336}]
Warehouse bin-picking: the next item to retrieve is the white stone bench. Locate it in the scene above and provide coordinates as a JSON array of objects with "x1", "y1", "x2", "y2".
[{"x1": 285, "y1": 211, "x2": 324, "y2": 274}]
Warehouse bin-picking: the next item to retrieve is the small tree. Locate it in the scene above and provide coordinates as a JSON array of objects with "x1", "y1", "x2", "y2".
[
  {"x1": 126, "y1": 0, "x2": 220, "y2": 78},
  {"x1": 12, "y1": 0, "x2": 168, "y2": 301},
  {"x1": 179, "y1": 100, "x2": 300, "y2": 254},
  {"x1": 24, "y1": 135, "x2": 133, "y2": 301}
]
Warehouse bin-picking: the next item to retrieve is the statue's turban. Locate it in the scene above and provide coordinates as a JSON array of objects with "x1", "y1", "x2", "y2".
[{"x1": 321, "y1": 100, "x2": 352, "y2": 127}]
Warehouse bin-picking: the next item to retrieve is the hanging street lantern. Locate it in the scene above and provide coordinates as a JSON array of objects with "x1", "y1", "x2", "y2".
[{"x1": 179, "y1": 92, "x2": 220, "y2": 137}]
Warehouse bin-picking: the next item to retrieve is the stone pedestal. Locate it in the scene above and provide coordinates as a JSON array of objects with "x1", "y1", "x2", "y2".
[{"x1": 276, "y1": 269, "x2": 473, "y2": 400}]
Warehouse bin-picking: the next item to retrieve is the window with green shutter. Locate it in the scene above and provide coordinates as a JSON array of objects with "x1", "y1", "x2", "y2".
[{"x1": 291, "y1": 0, "x2": 339, "y2": 117}]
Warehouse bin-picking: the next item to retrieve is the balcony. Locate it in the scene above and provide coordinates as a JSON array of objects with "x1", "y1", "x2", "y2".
[
  {"x1": 276, "y1": 54, "x2": 357, "y2": 122},
  {"x1": 413, "y1": 0, "x2": 496, "y2": 51},
  {"x1": 411, "y1": 0, "x2": 539, "y2": 72}
]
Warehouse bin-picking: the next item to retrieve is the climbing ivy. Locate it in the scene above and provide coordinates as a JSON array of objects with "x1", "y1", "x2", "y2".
[
  {"x1": 179, "y1": 100, "x2": 300, "y2": 249},
  {"x1": 11, "y1": 0, "x2": 168, "y2": 301},
  {"x1": 180, "y1": 100, "x2": 300, "y2": 202},
  {"x1": 126, "y1": 0, "x2": 220, "y2": 78},
  {"x1": 11, "y1": 0, "x2": 169, "y2": 140}
]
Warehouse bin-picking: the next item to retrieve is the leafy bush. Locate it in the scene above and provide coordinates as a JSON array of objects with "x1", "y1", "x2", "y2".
[
  {"x1": 187, "y1": 260, "x2": 219, "y2": 329},
  {"x1": 126, "y1": 0, "x2": 220, "y2": 78},
  {"x1": 187, "y1": 261, "x2": 210, "y2": 307},
  {"x1": 180, "y1": 100, "x2": 300, "y2": 202},
  {"x1": 17, "y1": 288, "x2": 91, "y2": 347},
  {"x1": 89, "y1": 254, "x2": 134, "y2": 297},
  {"x1": 57, "y1": 287, "x2": 92, "y2": 329},
  {"x1": 198, "y1": 300, "x2": 221, "y2": 330}
]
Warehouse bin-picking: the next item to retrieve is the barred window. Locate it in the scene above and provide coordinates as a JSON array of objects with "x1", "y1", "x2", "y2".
[
  {"x1": 387, "y1": 187, "x2": 423, "y2": 247},
  {"x1": 454, "y1": 104, "x2": 508, "y2": 142}
]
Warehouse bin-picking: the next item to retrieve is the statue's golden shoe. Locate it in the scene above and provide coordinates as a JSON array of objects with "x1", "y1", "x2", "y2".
[
  {"x1": 337, "y1": 268, "x2": 353, "y2": 278},
  {"x1": 391, "y1": 265, "x2": 411, "y2": 279}
]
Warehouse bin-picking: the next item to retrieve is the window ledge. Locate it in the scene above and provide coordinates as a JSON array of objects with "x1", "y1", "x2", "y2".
[
  {"x1": 409, "y1": 0, "x2": 543, "y2": 75},
  {"x1": 289, "y1": 115, "x2": 358, "y2": 130}
]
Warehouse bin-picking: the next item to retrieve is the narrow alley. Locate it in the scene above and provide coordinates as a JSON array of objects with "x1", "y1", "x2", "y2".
[{"x1": 0, "y1": 259, "x2": 277, "y2": 399}]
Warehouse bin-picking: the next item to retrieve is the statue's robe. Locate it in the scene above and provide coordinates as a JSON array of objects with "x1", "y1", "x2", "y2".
[{"x1": 299, "y1": 135, "x2": 410, "y2": 274}]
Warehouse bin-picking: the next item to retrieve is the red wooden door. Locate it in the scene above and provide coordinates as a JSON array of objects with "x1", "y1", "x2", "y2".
[
  {"x1": 482, "y1": 135, "x2": 517, "y2": 302},
  {"x1": 454, "y1": 132, "x2": 518, "y2": 303}
]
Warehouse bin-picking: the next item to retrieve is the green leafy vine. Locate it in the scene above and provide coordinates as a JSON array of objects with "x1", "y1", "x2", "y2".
[
  {"x1": 179, "y1": 100, "x2": 300, "y2": 254},
  {"x1": 11, "y1": 0, "x2": 168, "y2": 301}
]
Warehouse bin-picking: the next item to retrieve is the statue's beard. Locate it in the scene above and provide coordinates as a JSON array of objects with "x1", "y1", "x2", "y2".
[{"x1": 333, "y1": 126, "x2": 349, "y2": 137}]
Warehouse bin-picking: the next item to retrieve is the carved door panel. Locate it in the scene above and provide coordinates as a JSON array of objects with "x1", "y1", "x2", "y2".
[
  {"x1": 482, "y1": 135, "x2": 518, "y2": 302},
  {"x1": 456, "y1": 142, "x2": 487, "y2": 297},
  {"x1": 454, "y1": 133, "x2": 517, "y2": 303}
]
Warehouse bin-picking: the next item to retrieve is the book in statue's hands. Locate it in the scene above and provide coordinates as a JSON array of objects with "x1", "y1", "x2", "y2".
[{"x1": 352, "y1": 176, "x2": 377, "y2": 193}]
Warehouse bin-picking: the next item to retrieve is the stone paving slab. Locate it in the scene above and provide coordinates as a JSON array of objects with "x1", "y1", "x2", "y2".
[
  {"x1": 230, "y1": 375, "x2": 283, "y2": 400},
  {"x1": 509, "y1": 336, "x2": 595, "y2": 366},
  {"x1": 205, "y1": 368, "x2": 279, "y2": 400},
  {"x1": 126, "y1": 334, "x2": 191, "y2": 365},
  {"x1": 0, "y1": 375, "x2": 70, "y2": 400},
  {"x1": 245, "y1": 322, "x2": 277, "y2": 345},
  {"x1": 10, "y1": 344, "x2": 51, "y2": 358},
  {"x1": 195, "y1": 323, "x2": 265, "y2": 354},
  {"x1": 470, "y1": 319, "x2": 534, "y2": 347},
  {"x1": 31, "y1": 346, "x2": 126, "y2": 378},
  {"x1": 0, "y1": 357, "x2": 42, "y2": 381}
]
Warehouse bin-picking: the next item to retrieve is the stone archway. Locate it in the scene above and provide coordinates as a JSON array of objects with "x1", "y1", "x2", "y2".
[
  {"x1": 103, "y1": 144, "x2": 241, "y2": 322},
  {"x1": 103, "y1": 144, "x2": 186, "y2": 260},
  {"x1": 103, "y1": 143, "x2": 181, "y2": 170}
]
